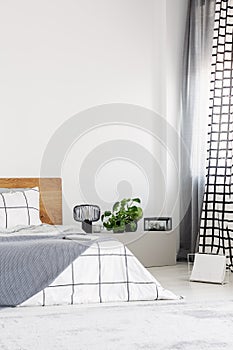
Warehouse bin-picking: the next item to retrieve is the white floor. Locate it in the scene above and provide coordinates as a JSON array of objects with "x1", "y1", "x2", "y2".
[
  {"x1": 149, "y1": 262, "x2": 233, "y2": 302},
  {"x1": 0, "y1": 262, "x2": 233, "y2": 350}
]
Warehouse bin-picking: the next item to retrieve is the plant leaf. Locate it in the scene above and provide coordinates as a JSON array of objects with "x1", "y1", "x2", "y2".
[
  {"x1": 132, "y1": 198, "x2": 141, "y2": 203},
  {"x1": 112, "y1": 202, "x2": 120, "y2": 211},
  {"x1": 128, "y1": 206, "x2": 138, "y2": 211},
  {"x1": 120, "y1": 199, "x2": 128, "y2": 207},
  {"x1": 136, "y1": 207, "x2": 143, "y2": 219},
  {"x1": 129, "y1": 221, "x2": 137, "y2": 230}
]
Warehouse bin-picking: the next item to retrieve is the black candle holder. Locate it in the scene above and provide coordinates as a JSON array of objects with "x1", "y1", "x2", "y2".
[{"x1": 73, "y1": 204, "x2": 100, "y2": 233}]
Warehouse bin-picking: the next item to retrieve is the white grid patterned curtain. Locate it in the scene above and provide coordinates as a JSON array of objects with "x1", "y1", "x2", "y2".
[{"x1": 199, "y1": 0, "x2": 233, "y2": 269}]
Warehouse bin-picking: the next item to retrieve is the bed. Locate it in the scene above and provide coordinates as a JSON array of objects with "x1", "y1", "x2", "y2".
[{"x1": 0, "y1": 178, "x2": 179, "y2": 307}]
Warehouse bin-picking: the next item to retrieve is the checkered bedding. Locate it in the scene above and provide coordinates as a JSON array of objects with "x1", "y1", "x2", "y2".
[
  {"x1": 22, "y1": 239, "x2": 178, "y2": 306},
  {"x1": 0, "y1": 225, "x2": 179, "y2": 306}
]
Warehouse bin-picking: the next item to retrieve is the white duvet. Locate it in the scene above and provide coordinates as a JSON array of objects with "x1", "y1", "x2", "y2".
[{"x1": 0, "y1": 225, "x2": 179, "y2": 306}]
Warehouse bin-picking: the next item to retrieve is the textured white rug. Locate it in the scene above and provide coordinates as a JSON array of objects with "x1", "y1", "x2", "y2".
[{"x1": 0, "y1": 300, "x2": 232, "y2": 350}]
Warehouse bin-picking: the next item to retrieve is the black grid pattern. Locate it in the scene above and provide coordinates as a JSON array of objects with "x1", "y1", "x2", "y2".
[
  {"x1": 42, "y1": 242, "x2": 159, "y2": 305},
  {"x1": 199, "y1": 0, "x2": 233, "y2": 270},
  {"x1": 0, "y1": 188, "x2": 40, "y2": 229}
]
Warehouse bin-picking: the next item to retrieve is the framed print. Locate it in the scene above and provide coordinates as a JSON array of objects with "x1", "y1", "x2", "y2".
[{"x1": 144, "y1": 217, "x2": 172, "y2": 231}]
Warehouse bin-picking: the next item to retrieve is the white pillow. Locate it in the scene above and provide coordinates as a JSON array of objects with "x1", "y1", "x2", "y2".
[
  {"x1": 0, "y1": 187, "x2": 42, "y2": 229},
  {"x1": 0, "y1": 187, "x2": 31, "y2": 193}
]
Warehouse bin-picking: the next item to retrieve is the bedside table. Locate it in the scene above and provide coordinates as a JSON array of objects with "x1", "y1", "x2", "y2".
[{"x1": 99, "y1": 229, "x2": 177, "y2": 267}]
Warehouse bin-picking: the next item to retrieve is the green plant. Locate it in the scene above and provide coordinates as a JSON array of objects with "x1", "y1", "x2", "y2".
[{"x1": 101, "y1": 198, "x2": 143, "y2": 233}]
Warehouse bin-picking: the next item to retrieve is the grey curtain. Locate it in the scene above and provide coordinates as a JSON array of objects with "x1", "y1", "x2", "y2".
[{"x1": 179, "y1": 0, "x2": 215, "y2": 259}]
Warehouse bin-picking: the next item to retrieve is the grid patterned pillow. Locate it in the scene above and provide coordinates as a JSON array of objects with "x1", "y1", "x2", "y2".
[{"x1": 0, "y1": 187, "x2": 42, "y2": 229}]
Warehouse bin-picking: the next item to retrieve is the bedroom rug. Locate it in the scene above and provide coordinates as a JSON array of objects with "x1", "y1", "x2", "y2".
[{"x1": 0, "y1": 299, "x2": 233, "y2": 350}]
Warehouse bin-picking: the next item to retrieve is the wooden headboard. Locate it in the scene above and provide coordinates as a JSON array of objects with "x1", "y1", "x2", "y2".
[{"x1": 0, "y1": 178, "x2": 62, "y2": 225}]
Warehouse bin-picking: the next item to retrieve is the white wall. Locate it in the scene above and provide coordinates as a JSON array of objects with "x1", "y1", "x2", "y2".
[{"x1": 0, "y1": 0, "x2": 188, "y2": 230}]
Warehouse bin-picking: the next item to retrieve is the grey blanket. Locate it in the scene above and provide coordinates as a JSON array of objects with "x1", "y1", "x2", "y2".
[{"x1": 0, "y1": 234, "x2": 92, "y2": 306}]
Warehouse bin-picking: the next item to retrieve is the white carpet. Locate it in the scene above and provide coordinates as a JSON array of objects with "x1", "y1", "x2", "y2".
[{"x1": 0, "y1": 299, "x2": 233, "y2": 350}]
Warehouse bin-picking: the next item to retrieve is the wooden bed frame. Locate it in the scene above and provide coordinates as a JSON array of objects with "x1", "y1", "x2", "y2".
[{"x1": 0, "y1": 178, "x2": 62, "y2": 225}]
